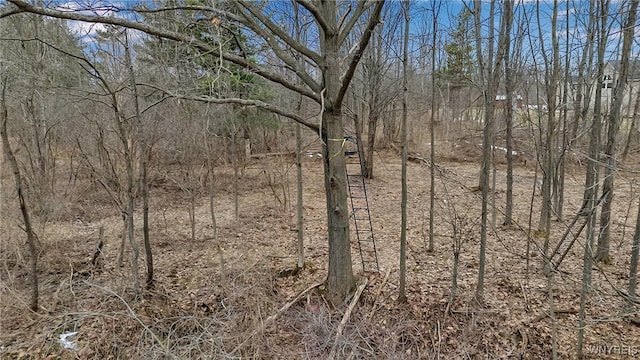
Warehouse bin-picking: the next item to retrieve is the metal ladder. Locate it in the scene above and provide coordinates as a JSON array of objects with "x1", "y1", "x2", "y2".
[{"x1": 344, "y1": 136, "x2": 379, "y2": 273}]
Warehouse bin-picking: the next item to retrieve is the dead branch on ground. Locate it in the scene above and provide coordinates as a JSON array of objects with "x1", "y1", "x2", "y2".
[
  {"x1": 328, "y1": 277, "x2": 368, "y2": 360},
  {"x1": 229, "y1": 280, "x2": 324, "y2": 356}
]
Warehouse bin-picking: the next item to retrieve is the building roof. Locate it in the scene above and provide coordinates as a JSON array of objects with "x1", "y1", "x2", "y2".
[{"x1": 607, "y1": 60, "x2": 640, "y2": 80}]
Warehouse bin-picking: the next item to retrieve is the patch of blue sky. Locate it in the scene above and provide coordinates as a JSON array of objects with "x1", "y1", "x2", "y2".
[{"x1": 9, "y1": 0, "x2": 635, "y2": 70}]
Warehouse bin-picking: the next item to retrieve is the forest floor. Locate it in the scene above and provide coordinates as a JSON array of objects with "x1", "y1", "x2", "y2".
[{"x1": 1, "y1": 144, "x2": 640, "y2": 359}]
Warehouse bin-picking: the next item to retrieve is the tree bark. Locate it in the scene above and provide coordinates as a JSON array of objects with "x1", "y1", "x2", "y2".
[
  {"x1": 473, "y1": 0, "x2": 511, "y2": 304},
  {"x1": 428, "y1": 3, "x2": 438, "y2": 252},
  {"x1": 321, "y1": 7, "x2": 355, "y2": 300},
  {"x1": 629, "y1": 191, "x2": 640, "y2": 299},
  {"x1": 1, "y1": 80, "x2": 39, "y2": 312},
  {"x1": 398, "y1": 0, "x2": 410, "y2": 303},
  {"x1": 536, "y1": 1, "x2": 559, "y2": 275},
  {"x1": 577, "y1": 1, "x2": 607, "y2": 356},
  {"x1": 124, "y1": 30, "x2": 153, "y2": 289},
  {"x1": 322, "y1": 108, "x2": 354, "y2": 304},
  {"x1": 596, "y1": 0, "x2": 639, "y2": 262}
]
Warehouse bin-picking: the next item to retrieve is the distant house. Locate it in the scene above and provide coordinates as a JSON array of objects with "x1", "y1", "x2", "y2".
[
  {"x1": 570, "y1": 60, "x2": 640, "y2": 116},
  {"x1": 495, "y1": 94, "x2": 525, "y2": 109},
  {"x1": 601, "y1": 60, "x2": 640, "y2": 116}
]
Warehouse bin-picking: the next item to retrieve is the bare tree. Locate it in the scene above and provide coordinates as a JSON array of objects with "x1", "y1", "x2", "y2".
[
  {"x1": 596, "y1": 0, "x2": 639, "y2": 263},
  {"x1": 502, "y1": 4, "x2": 521, "y2": 226},
  {"x1": 1, "y1": 79, "x2": 39, "y2": 312},
  {"x1": 472, "y1": 0, "x2": 512, "y2": 304},
  {"x1": 577, "y1": 0, "x2": 609, "y2": 356},
  {"x1": 124, "y1": 30, "x2": 154, "y2": 289},
  {"x1": 629, "y1": 191, "x2": 640, "y2": 300},
  {"x1": 534, "y1": 0, "x2": 561, "y2": 277},
  {"x1": 398, "y1": 0, "x2": 410, "y2": 304},
  {"x1": 428, "y1": 1, "x2": 442, "y2": 252}
]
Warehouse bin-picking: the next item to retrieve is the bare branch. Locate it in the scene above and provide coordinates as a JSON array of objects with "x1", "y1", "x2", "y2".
[
  {"x1": 232, "y1": 2, "x2": 322, "y2": 92},
  {"x1": 5, "y1": 0, "x2": 321, "y2": 103},
  {"x1": 336, "y1": 0, "x2": 384, "y2": 107},
  {"x1": 337, "y1": 0, "x2": 370, "y2": 46},
  {"x1": 131, "y1": 4, "x2": 242, "y2": 24},
  {"x1": 294, "y1": 0, "x2": 331, "y2": 34},
  {"x1": 234, "y1": 1, "x2": 322, "y2": 66},
  {"x1": 140, "y1": 83, "x2": 320, "y2": 133}
]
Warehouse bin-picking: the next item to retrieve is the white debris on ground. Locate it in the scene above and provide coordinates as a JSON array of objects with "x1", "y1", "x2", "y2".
[
  {"x1": 491, "y1": 145, "x2": 518, "y2": 156},
  {"x1": 59, "y1": 331, "x2": 78, "y2": 350}
]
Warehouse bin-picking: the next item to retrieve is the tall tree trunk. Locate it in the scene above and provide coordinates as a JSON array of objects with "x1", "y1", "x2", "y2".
[
  {"x1": 428, "y1": 2, "x2": 437, "y2": 252},
  {"x1": 322, "y1": 108, "x2": 354, "y2": 304},
  {"x1": 537, "y1": 1, "x2": 559, "y2": 275},
  {"x1": 504, "y1": 65, "x2": 514, "y2": 225},
  {"x1": 295, "y1": 97, "x2": 304, "y2": 269},
  {"x1": 398, "y1": 0, "x2": 410, "y2": 303},
  {"x1": 596, "y1": 0, "x2": 638, "y2": 262},
  {"x1": 362, "y1": 27, "x2": 381, "y2": 180},
  {"x1": 629, "y1": 191, "x2": 640, "y2": 300},
  {"x1": 1, "y1": 80, "x2": 39, "y2": 312},
  {"x1": 577, "y1": 1, "x2": 607, "y2": 356},
  {"x1": 473, "y1": 0, "x2": 491, "y2": 304},
  {"x1": 556, "y1": 5, "x2": 573, "y2": 223},
  {"x1": 124, "y1": 30, "x2": 153, "y2": 288},
  {"x1": 321, "y1": 1, "x2": 354, "y2": 302},
  {"x1": 473, "y1": 0, "x2": 511, "y2": 304}
]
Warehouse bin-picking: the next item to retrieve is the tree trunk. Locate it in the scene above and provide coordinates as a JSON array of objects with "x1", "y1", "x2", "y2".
[
  {"x1": 577, "y1": 1, "x2": 607, "y2": 356},
  {"x1": 596, "y1": 0, "x2": 639, "y2": 264},
  {"x1": 124, "y1": 30, "x2": 153, "y2": 288},
  {"x1": 321, "y1": 5, "x2": 354, "y2": 303},
  {"x1": 1, "y1": 81, "x2": 39, "y2": 312},
  {"x1": 398, "y1": 0, "x2": 410, "y2": 303},
  {"x1": 473, "y1": 0, "x2": 511, "y2": 304},
  {"x1": 428, "y1": 5, "x2": 437, "y2": 252},
  {"x1": 537, "y1": 0, "x2": 559, "y2": 275},
  {"x1": 296, "y1": 114, "x2": 304, "y2": 269},
  {"x1": 629, "y1": 193, "x2": 640, "y2": 299},
  {"x1": 504, "y1": 79, "x2": 515, "y2": 226},
  {"x1": 322, "y1": 108, "x2": 354, "y2": 304},
  {"x1": 473, "y1": 0, "x2": 491, "y2": 304},
  {"x1": 364, "y1": 105, "x2": 378, "y2": 179}
]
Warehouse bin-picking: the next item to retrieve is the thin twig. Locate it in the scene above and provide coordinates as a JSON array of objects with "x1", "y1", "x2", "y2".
[
  {"x1": 82, "y1": 280, "x2": 174, "y2": 358},
  {"x1": 229, "y1": 280, "x2": 324, "y2": 356},
  {"x1": 367, "y1": 269, "x2": 391, "y2": 322},
  {"x1": 328, "y1": 277, "x2": 368, "y2": 360}
]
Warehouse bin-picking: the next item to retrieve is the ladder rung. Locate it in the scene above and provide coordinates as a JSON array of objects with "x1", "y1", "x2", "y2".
[{"x1": 345, "y1": 158, "x2": 379, "y2": 273}]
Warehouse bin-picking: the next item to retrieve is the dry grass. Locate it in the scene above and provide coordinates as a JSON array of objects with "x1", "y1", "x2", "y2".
[{"x1": 1, "y1": 127, "x2": 640, "y2": 359}]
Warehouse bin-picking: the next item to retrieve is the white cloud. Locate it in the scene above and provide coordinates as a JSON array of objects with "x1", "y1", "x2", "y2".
[{"x1": 56, "y1": 1, "x2": 120, "y2": 40}]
